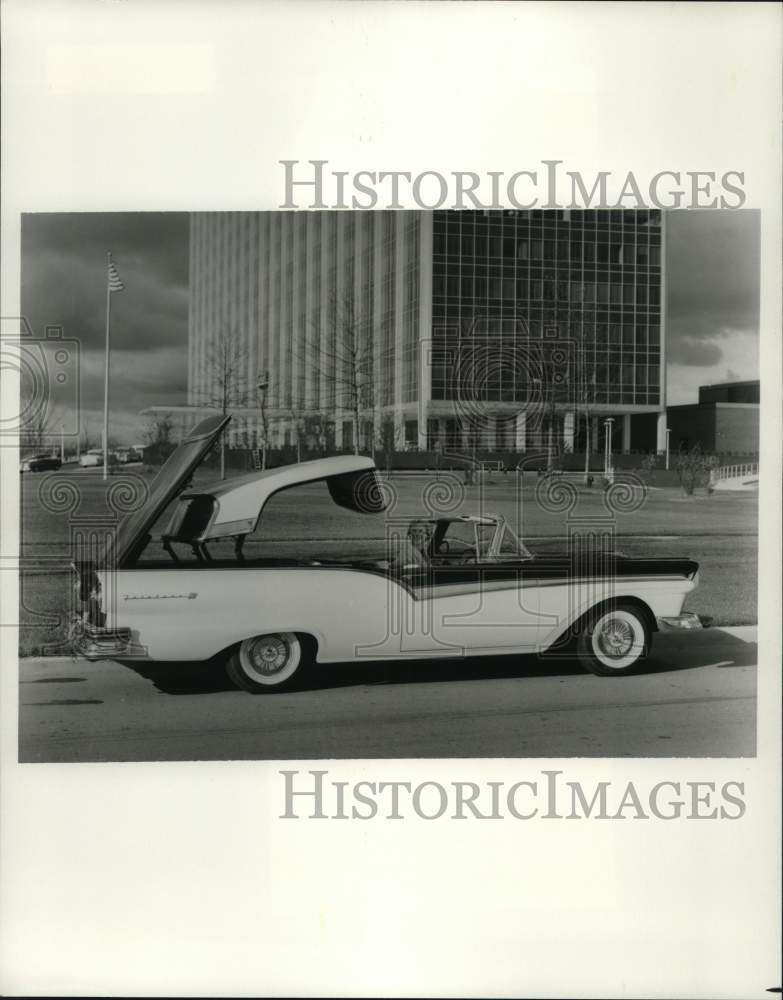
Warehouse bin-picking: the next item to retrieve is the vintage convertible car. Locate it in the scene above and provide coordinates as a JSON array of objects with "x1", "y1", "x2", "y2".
[{"x1": 71, "y1": 415, "x2": 706, "y2": 692}]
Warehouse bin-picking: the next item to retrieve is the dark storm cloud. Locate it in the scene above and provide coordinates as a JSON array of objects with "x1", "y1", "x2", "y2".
[
  {"x1": 667, "y1": 209, "x2": 759, "y2": 353},
  {"x1": 21, "y1": 213, "x2": 190, "y2": 435},
  {"x1": 22, "y1": 213, "x2": 189, "y2": 286},
  {"x1": 21, "y1": 213, "x2": 189, "y2": 352},
  {"x1": 78, "y1": 348, "x2": 188, "y2": 412},
  {"x1": 21, "y1": 248, "x2": 188, "y2": 352}
]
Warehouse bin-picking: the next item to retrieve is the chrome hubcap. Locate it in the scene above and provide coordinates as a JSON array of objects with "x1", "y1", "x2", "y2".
[
  {"x1": 597, "y1": 618, "x2": 634, "y2": 657},
  {"x1": 248, "y1": 635, "x2": 289, "y2": 675}
]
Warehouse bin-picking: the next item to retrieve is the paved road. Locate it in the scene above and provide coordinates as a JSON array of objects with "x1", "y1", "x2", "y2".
[{"x1": 18, "y1": 628, "x2": 756, "y2": 761}]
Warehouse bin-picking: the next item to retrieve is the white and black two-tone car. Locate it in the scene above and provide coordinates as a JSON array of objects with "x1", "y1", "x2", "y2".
[{"x1": 72, "y1": 415, "x2": 706, "y2": 693}]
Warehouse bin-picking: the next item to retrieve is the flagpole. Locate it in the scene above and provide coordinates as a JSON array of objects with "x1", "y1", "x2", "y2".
[{"x1": 102, "y1": 251, "x2": 112, "y2": 482}]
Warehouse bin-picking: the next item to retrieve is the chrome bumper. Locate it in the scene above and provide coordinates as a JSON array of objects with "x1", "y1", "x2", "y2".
[
  {"x1": 71, "y1": 618, "x2": 135, "y2": 661},
  {"x1": 657, "y1": 613, "x2": 713, "y2": 631}
]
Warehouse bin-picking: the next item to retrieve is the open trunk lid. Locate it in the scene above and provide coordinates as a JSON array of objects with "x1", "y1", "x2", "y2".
[
  {"x1": 74, "y1": 414, "x2": 230, "y2": 574},
  {"x1": 112, "y1": 414, "x2": 231, "y2": 567}
]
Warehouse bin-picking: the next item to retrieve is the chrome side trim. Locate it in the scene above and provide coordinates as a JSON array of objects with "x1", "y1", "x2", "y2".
[{"x1": 410, "y1": 574, "x2": 695, "y2": 600}]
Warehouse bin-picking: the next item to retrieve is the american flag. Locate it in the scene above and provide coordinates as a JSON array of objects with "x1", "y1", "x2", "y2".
[{"x1": 107, "y1": 259, "x2": 124, "y2": 292}]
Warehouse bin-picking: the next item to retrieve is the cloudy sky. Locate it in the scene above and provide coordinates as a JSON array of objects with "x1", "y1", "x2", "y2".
[
  {"x1": 665, "y1": 210, "x2": 759, "y2": 404},
  {"x1": 20, "y1": 210, "x2": 759, "y2": 446},
  {"x1": 21, "y1": 213, "x2": 189, "y2": 446}
]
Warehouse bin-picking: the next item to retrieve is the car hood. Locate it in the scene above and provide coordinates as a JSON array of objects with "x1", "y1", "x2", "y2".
[{"x1": 107, "y1": 414, "x2": 230, "y2": 567}]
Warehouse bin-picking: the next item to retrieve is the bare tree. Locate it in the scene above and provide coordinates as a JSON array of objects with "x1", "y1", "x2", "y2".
[
  {"x1": 20, "y1": 410, "x2": 52, "y2": 455},
  {"x1": 143, "y1": 412, "x2": 175, "y2": 465},
  {"x1": 20, "y1": 401, "x2": 65, "y2": 457},
  {"x1": 676, "y1": 444, "x2": 719, "y2": 496},
  {"x1": 288, "y1": 407, "x2": 306, "y2": 463},
  {"x1": 574, "y1": 331, "x2": 599, "y2": 483},
  {"x1": 19, "y1": 359, "x2": 63, "y2": 454},
  {"x1": 534, "y1": 347, "x2": 561, "y2": 472},
  {"x1": 304, "y1": 414, "x2": 330, "y2": 456},
  {"x1": 379, "y1": 414, "x2": 404, "y2": 475},
  {"x1": 79, "y1": 419, "x2": 99, "y2": 457},
  {"x1": 537, "y1": 334, "x2": 597, "y2": 474},
  {"x1": 191, "y1": 333, "x2": 252, "y2": 479},
  {"x1": 303, "y1": 289, "x2": 376, "y2": 456}
]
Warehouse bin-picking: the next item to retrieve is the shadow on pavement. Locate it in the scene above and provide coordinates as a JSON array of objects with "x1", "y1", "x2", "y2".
[
  {"x1": 118, "y1": 658, "x2": 235, "y2": 695},
  {"x1": 117, "y1": 628, "x2": 756, "y2": 696},
  {"x1": 120, "y1": 651, "x2": 586, "y2": 696},
  {"x1": 642, "y1": 630, "x2": 757, "y2": 674}
]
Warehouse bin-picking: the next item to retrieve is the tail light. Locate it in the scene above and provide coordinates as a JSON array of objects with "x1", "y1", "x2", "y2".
[
  {"x1": 70, "y1": 561, "x2": 133, "y2": 661},
  {"x1": 72, "y1": 561, "x2": 106, "y2": 627}
]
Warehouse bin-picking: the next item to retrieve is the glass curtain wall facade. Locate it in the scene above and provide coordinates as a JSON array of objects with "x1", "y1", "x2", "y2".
[
  {"x1": 189, "y1": 212, "x2": 260, "y2": 447},
  {"x1": 188, "y1": 209, "x2": 666, "y2": 453},
  {"x1": 429, "y1": 209, "x2": 665, "y2": 452},
  {"x1": 254, "y1": 211, "x2": 424, "y2": 449}
]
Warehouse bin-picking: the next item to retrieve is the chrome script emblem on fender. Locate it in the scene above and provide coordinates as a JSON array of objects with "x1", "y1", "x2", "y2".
[{"x1": 122, "y1": 592, "x2": 198, "y2": 600}]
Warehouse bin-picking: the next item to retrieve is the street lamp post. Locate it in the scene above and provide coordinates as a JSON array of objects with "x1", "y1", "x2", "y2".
[
  {"x1": 603, "y1": 417, "x2": 615, "y2": 479},
  {"x1": 530, "y1": 374, "x2": 555, "y2": 469},
  {"x1": 60, "y1": 423, "x2": 65, "y2": 464},
  {"x1": 530, "y1": 378, "x2": 541, "y2": 453},
  {"x1": 583, "y1": 411, "x2": 591, "y2": 484},
  {"x1": 256, "y1": 370, "x2": 270, "y2": 470},
  {"x1": 665, "y1": 427, "x2": 671, "y2": 471}
]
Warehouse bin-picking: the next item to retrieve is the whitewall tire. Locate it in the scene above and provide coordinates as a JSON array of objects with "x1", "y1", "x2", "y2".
[
  {"x1": 577, "y1": 605, "x2": 650, "y2": 676},
  {"x1": 225, "y1": 632, "x2": 306, "y2": 693}
]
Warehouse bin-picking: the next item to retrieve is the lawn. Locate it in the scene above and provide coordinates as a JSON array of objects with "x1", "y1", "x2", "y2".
[{"x1": 18, "y1": 466, "x2": 758, "y2": 655}]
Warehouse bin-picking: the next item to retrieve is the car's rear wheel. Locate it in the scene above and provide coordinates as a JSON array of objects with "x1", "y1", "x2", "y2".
[
  {"x1": 577, "y1": 604, "x2": 650, "y2": 676},
  {"x1": 225, "y1": 632, "x2": 306, "y2": 693}
]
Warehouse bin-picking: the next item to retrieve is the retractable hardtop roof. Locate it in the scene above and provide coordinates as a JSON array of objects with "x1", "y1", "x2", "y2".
[
  {"x1": 108, "y1": 415, "x2": 386, "y2": 567},
  {"x1": 169, "y1": 454, "x2": 385, "y2": 544}
]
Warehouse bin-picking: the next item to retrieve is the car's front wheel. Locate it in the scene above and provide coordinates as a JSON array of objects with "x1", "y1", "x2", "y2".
[
  {"x1": 225, "y1": 632, "x2": 307, "y2": 693},
  {"x1": 577, "y1": 604, "x2": 651, "y2": 676}
]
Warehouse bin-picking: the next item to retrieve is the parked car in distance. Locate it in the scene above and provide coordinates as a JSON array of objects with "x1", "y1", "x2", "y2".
[
  {"x1": 20, "y1": 453, "x2": 62, "y2": 473},
  {"x1": 115, "y1": 447, "x2": 142, "y2": 464},
  {"x1": 79, "y1": 449, "x2": 104, "y2": 467},
  {"x1": 71, "y1": 415, "x2": 708, "y2": 693}
]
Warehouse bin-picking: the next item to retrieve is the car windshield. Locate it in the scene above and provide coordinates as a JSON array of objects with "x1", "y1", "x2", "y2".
[
  {"x1": 433, "y1": 518, "x2": 532, "y2": 563},
  {"x1": 497, "y1": 523, "x2": 532, "y2": 559},
  {"x1": 435, "y1": 518, "x2": 475, "y2": 554}
]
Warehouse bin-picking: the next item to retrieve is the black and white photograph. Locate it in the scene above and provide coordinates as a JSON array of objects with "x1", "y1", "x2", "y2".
[
  {"x1": 16, "y1": 207, "x2": 760, "y2": 761},
  {"x1": 2, "y1": 3, "x2": 780, "y2": 998}
]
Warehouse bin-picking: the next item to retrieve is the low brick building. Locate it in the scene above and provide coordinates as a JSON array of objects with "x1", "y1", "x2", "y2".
[{"x1": 666, "y1": 379, "x2": 759, "y2": 454}]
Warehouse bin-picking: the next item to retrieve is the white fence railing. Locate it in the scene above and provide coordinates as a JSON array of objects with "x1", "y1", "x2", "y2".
[{"x1": 714, "y1": 462, "x2": 759, "y2": 482}]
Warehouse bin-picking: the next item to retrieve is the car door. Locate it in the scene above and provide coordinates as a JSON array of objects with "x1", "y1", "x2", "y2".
[{"x1": 408, "y1": 559, "x2": 544, "y2": 656}]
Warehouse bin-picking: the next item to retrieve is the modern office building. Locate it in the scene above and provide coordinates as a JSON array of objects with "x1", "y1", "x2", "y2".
[{"x1": 187, "y1": 209, "x2": 667, "y2": 454}]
